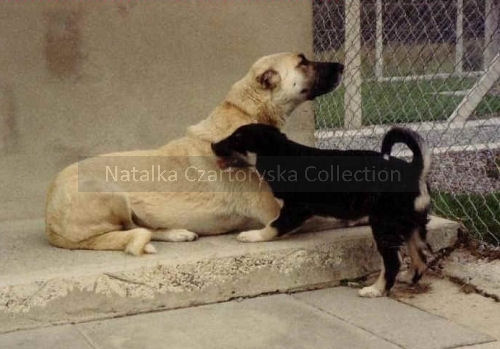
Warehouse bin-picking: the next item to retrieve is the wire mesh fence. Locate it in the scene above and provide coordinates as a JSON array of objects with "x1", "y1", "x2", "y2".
[{"x1": 313, "y1": 0, "x2": 500, "y2": 244}]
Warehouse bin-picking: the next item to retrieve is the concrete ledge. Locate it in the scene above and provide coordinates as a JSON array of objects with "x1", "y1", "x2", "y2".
[{"x1": 0, "y1": 216, "x2": 458, "y2": 333}]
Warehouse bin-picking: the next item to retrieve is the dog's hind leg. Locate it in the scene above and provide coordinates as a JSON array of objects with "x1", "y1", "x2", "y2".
[
  {"x1": 397, "y1": 220, "x2": 431, "y2": 284},
  {"x1": 381, "y1": 247, "x2": 402, "y2": 293},
  {"x1": 272, "y1": 205, "x2": 313, "y2": 237},
  {"x1": 396, "y1": 250, "x2": 415, "y2": 284},
  {"x1": 407, "y1": 226, "x2": 430, "y2": 283},
  {"x1": 359, "y1": 261, "x2": 387, "y2": 297},
  {"x1": 359, "y1": 247, "x2": 401, "y2": 297},
  {"x1": 80, "y1": 228, "x2": 156, "y2": 256},
  {"x1": 359, "y1": 221, "x2": 403, "y2": 297}
]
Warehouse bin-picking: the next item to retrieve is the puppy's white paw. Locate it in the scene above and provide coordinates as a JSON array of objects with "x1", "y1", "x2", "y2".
[
  {"x1": 143, "y1": 243, "x2": 157, "y2": 254},
  {"x1": 358, "y1": 286, "x2": 385, "y2": 298}
]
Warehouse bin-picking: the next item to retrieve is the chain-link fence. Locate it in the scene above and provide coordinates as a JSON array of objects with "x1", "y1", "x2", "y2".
[{"x1": 313, "y1": 0, "x2": 500, "y2": 244}]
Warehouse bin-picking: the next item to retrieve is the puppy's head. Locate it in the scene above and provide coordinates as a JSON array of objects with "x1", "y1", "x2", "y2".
[
  {"x1": 249, "y1": 52, "x2": 344, "y2": 112},
  {"x1": 211, "y1": 124, "x2": 286, "y2": 169}
]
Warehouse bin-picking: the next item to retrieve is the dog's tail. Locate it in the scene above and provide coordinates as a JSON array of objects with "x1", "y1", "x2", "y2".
[
  {"x1": 381, "y1": 127, "x2": 430, "y2": 173},
  {"x1": 381, "y1": 127, "x2": 432, "y2": 211}
]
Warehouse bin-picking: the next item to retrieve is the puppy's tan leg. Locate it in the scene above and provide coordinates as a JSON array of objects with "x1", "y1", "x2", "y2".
[
  {"x1": 396, "y1": 250, "x2": 414, "y2": 284},
  {"x1": 237, "y1": 192, "x2": 281, "y2": 243},
  {"x1": 81, "y1": 228, "x2": 156, "y2": 256},
  {"x1": 152, "y1": 229, "x2": 198, "y2": 242},
  {"x1": 407, "y1": 229, "x2": 428, "y2": 282}
]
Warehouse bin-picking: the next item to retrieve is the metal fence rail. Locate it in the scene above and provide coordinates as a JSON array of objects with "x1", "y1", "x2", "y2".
[{"x1": 313, "y1": 0, "x2": 500, "y2": 244}]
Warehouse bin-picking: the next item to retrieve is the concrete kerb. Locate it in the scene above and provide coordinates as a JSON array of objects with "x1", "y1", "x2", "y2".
[{"x1": 0, "y1": 216, "x2": 458, "y2": 333}]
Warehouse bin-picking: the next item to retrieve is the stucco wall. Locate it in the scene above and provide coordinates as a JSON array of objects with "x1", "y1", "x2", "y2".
[{"x1": 0, "y1": 1, "x2": 314, "y2": 221}]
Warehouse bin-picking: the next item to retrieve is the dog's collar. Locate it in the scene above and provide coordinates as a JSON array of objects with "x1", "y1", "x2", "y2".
[{"x1": 223, "y1": 101, "x2": 251, "y2": 118}]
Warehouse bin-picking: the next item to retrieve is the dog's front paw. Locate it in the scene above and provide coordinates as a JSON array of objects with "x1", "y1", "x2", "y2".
[
  {"x1": 167, "y1": 229, "x2": 198, "y2": 242},
  {"x1": 153, "y1": 229, "x2": 198, "y2": 242},
  {"x1": 358, "y1": 286, "x2": 385, "y2": 298},
  {"x1": 143, "y1": 243, "x2": 157, "y2": 254},
  {"x1": 237, "y1": 229, "x2": 266, "y2": 242},
  {"x1": 237, "y1": 227, "x2": 277, "y2": 243}
]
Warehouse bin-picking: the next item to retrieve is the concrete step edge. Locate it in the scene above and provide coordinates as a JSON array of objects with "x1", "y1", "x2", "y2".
[{"x1": 0, "y1": 216, "x2": 459, "y2": 333}]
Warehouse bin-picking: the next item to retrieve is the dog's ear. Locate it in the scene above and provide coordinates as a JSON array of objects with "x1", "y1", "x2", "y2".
[{"x1": 256, "y1": 69, "x2": 281, "y2": 90}]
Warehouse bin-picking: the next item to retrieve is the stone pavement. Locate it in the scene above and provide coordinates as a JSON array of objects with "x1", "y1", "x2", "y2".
[{"x1": 0, "y1": 287, "x2": 495, "y2": 349}]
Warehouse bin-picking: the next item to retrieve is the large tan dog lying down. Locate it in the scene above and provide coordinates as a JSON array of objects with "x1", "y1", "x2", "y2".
[{"x1": 45, "y1": 53, "x2": 344, "y2": 255}]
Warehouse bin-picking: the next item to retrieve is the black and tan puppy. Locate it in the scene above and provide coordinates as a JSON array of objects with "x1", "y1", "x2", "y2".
[{"x1": 212, "y1": 124, "x2": 432, "y2": 297}]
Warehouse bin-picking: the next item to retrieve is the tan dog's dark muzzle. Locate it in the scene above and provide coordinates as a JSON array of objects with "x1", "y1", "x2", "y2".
[{"x1": 308, "y1": 62, "x2": 344, "y2": 99}]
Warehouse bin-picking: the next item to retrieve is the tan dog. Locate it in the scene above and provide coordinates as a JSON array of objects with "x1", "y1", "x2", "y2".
[{"x1": 45, "y1": 52, "x2": 344, "y2": 255}]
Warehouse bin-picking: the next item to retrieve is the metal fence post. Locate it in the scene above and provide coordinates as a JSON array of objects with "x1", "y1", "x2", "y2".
[
  {"x1": 485, "y1": 0, "x2": 500, "y2": 66},
  {"x1": 448, "y1": 53, "x2": 500, "y2": 122},
  {"x1": 455, "y1": 0, "x2": 464, "y2": 74},
  {"x1": 344, "y1": 0, "x2": 363, "y2": 129},
  {"x1": 375, "y1": 0, "x2": 384, "y2": 80}
]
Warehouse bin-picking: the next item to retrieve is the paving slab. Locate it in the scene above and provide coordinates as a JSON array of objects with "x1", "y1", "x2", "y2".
[
  {"x1": 396, "y1": 277, "x2": 500, "y2": 341},
  {"x1": 458, "y1": 343, "x2": 500, "y2": 349},
  {"x1": 293, "y1": 287, "x2": 495, "y2": 349},
  {"x1": 78, "y1": 294, "x2": 399, "y2": 349},
  {"x1": 0, "y1": 325, "x2": 92, "y2": 349},
  {"x1": 444, "y1": 250, "x2": 500, "y2": 300},
  {"x1": 0, "y1": 216, "x2": 458, "y2": 333}
]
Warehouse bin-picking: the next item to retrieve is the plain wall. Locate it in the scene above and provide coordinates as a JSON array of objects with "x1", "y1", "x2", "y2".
[{"x1": 0, "y1": 1, "x2": 314, "y2": 221}]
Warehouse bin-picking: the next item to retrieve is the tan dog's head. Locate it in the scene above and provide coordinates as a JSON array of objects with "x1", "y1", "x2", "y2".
[{"x1": 244, "y1": 52, "x2": 343, "y2": 115}]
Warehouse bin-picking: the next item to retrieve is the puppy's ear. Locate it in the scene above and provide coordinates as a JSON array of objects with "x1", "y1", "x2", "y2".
[{"x1": 256, "y1": 69, "x2": 281, "y2": 89}]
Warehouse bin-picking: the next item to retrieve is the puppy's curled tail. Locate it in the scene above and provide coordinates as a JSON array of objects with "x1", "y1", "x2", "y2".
[
  {"x1": 381, "y1": 127, "x2": 431, "y2": 174},
  {"x1": 381, "y1": 127, "x2": 432, "y2": 211}
]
